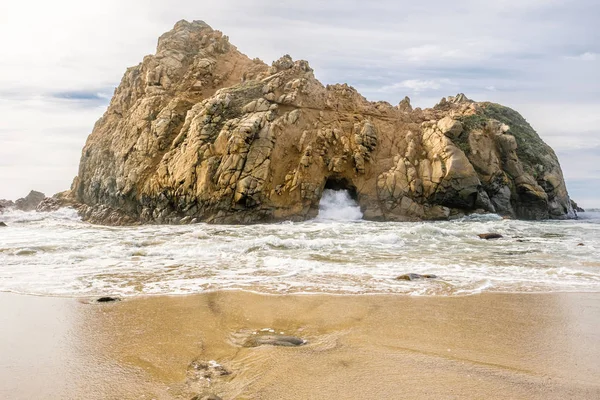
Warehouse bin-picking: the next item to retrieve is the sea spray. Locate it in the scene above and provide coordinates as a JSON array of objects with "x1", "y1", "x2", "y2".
[{"x1": 316, "y1": 189, "x2": 363, "y2": 221}]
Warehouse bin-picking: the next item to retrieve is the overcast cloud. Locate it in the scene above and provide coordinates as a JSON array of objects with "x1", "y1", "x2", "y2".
[{"x1": 1, "y1": 0, "x2": 598, "y2": 206}]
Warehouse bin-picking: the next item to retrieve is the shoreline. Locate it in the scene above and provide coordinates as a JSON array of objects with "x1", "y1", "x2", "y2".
[
  {"x1": 4, "y1": 286, "x2": 600, "y2": 299},
  {"x1": 2, "y1": 291, "x2": 600, "y2": 399}
]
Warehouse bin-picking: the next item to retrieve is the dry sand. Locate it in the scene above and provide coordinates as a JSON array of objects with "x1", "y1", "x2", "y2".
[{"x1": 1, "y1": 291, "x2": 599, "y2": 399}]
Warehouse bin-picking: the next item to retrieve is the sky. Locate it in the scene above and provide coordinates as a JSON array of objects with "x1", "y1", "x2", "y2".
[{"x1": 0, "y1": 0, "x2": 599, "y2": 207}]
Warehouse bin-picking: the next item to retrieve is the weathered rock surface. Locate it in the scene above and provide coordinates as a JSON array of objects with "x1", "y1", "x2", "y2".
[
  {"x1": 14, "y1": 190, "x2": 46, "y2": 211},
  {"x1": 36, "y1": 190, "x2": 77, "y2": 212},
  {"x1": 571, "y1": 199, "x2": 585, "y2": 213},
  {"x1": 70, "y1": 20, "x2": 576, "y2": 225}
]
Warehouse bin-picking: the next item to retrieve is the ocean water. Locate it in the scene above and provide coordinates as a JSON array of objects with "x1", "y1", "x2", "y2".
[{"x1": 0, "y1": 190, "x2": 599, "y2": 297}]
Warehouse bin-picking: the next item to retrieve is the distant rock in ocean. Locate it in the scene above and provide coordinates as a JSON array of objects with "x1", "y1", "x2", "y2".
[
  {"x1": 63, "y1": 20, "x2": 575, "y2": 225},
  {"x1": 14, "y1": 190, "x2": 46, "y2": 211},
  {"x1": 0, "y1": 199, "x2": 15, "y2": 212}
]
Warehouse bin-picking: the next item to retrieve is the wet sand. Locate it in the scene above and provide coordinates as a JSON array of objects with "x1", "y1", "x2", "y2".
[{"x1": 1, "y1": 292, "x2": 599, "y2": 399}]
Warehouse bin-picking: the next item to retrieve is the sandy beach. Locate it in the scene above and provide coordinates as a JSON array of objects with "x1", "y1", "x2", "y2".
[{"x1": 1, "y1": 291, "x2": 599, "y2": 399}]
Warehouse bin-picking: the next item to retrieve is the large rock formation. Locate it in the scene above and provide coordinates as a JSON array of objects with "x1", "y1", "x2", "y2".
[{"x1": 71, "y1": 20, "x2": 575, "y2": 224}]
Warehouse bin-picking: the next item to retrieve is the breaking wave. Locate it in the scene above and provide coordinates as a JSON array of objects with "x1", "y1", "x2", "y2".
[
  {"x1": 317, "y1": 189, "x2": 363, "y2": 221},
  {"x1": 0, "y1": 207, "x2": 599, "y2": 297}
]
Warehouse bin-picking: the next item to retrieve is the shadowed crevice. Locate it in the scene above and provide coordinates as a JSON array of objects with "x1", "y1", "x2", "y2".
[{"x1": 323, "y1": 177, "x2": 358, "y2": 202}]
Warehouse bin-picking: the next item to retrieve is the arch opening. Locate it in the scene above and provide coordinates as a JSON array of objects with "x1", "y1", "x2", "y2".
[
  {"x1": 317, "y1": 177, "x2": 362, "y2": 221},
  {"x1": 323, "y1": 177, "x2": 358, "y2": 202}
]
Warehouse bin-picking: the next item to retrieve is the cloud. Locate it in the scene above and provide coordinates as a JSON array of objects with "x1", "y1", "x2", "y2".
[
  {"x1": 379, "y1": 79, "x2": 454, "y2": 93},
  {"x1": 564, "y1": 179, "x2": 600, "y2": 209},
  {"x1": 51, "y1": 91, "x2": 111, "y2": 101},
  {"x1": 400, "y1": 45, "x2": 465, "y2": 63},
  {"x1": 48, "y1": 90, "x2": 113, "y2": 109},
  {"x1": 0, "y1": 95, "x2": 104, "y2": 199},
  {"x1": 557, "y1": 146, "x2": 600, "y2": 198},
  {"x1": 567, "y1": 52, "x2": 598, "y2": 61}
]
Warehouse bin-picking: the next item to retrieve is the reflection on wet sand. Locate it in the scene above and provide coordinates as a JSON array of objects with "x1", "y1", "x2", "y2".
[{"x1": 2, "y1": 292, "x2": 600, "y2": 399}]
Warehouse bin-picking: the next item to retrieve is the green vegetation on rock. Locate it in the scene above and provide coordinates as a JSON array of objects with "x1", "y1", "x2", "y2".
[
  {"x1": 458, "y1": 113, "x2": 487, "y2": 132},
  {"x1": 479, "y1": 103, "x2": 557, "y2": 174}
]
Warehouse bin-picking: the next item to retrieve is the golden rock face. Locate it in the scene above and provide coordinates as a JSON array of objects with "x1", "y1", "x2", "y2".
[{"x1": 72, "y1": 20, "x2": 574, "y2": 225}]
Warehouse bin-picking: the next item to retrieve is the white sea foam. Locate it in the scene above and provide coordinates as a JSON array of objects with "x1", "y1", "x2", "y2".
[
  {"x1": 316, "y1": 189, "x2": 363, "y2": 221},
  {"x1": 0, "y1": 206, "x2": 599, "y2": 297}
]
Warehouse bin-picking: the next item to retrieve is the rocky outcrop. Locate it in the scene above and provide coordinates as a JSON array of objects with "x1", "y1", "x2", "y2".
[
  {"x1": 14, "y1": 190, "x2": 46, "y2": 211},
  {"x1": 571, "y1": 199, "x2": 585, "y2": 213},
  {"x1": 37, "y1": 190, "x2": 78, "y2": 212},
  {"x1": 71, "y1": 20, "x2": 575, "y2": 225},
  {"x1": 35, "y1": 190, "x2": 136, "y2": 225},
  {"x1": 0, "y1": 199, "x2": 14, "y2": 212}
]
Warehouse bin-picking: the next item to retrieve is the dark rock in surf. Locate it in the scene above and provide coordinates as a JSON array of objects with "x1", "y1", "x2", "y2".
[
  {"x1": 478, "y1": 233, "x2": 503, "y2": 240},
  {"x1": 0, "y1": 222, "x2": 7, "y2": 227},
  {"x1": 96, "y1": 296, "x2": 121, "y2": 303},
  {"x1": 395, "y1": 273, "x2": 438, "y2": 281}
]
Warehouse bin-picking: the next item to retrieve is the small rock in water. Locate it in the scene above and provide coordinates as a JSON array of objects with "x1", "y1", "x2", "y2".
[
  {"x1": 96, "y1": 296, "x2": 121, "y2": 303},
  {"x1": 478, "y1": 233, "x2": 503, "y2": 240},
  {"x1": 0, "y1": 222, "x2": 7, "y2": 227},
  {"x1": 577, "y1": 243, "x2": 585, "y2": 246},
  {"x1": 188, "y1": 360, "x2": 231, "y2": 380},
  {"x1": 395, "y1": 273, "x2": 438, "y2": 281},
  {"x1": 244, "y1": 334, "x2": 306, "y2": 347},
  {"x1": 191, "y1": 394, "x2": 222, "y2": 400}
]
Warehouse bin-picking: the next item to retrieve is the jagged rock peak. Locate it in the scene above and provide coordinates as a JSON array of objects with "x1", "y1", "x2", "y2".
[
  {"x1": 398, "y1": 96, "x2": 412, "y2": 112},
  {"x1": 157, "y1": 19, "x2": 222, "y2": 54},
  {"x1": 175, "y1": 19, "x2": 212, "y2": 29},
  {"x1": 14, "y1": 190, "x2": 46, "y2": 211},
  {"x1": 70, "y1": 21, "x2": 575, "y2": 225}
]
